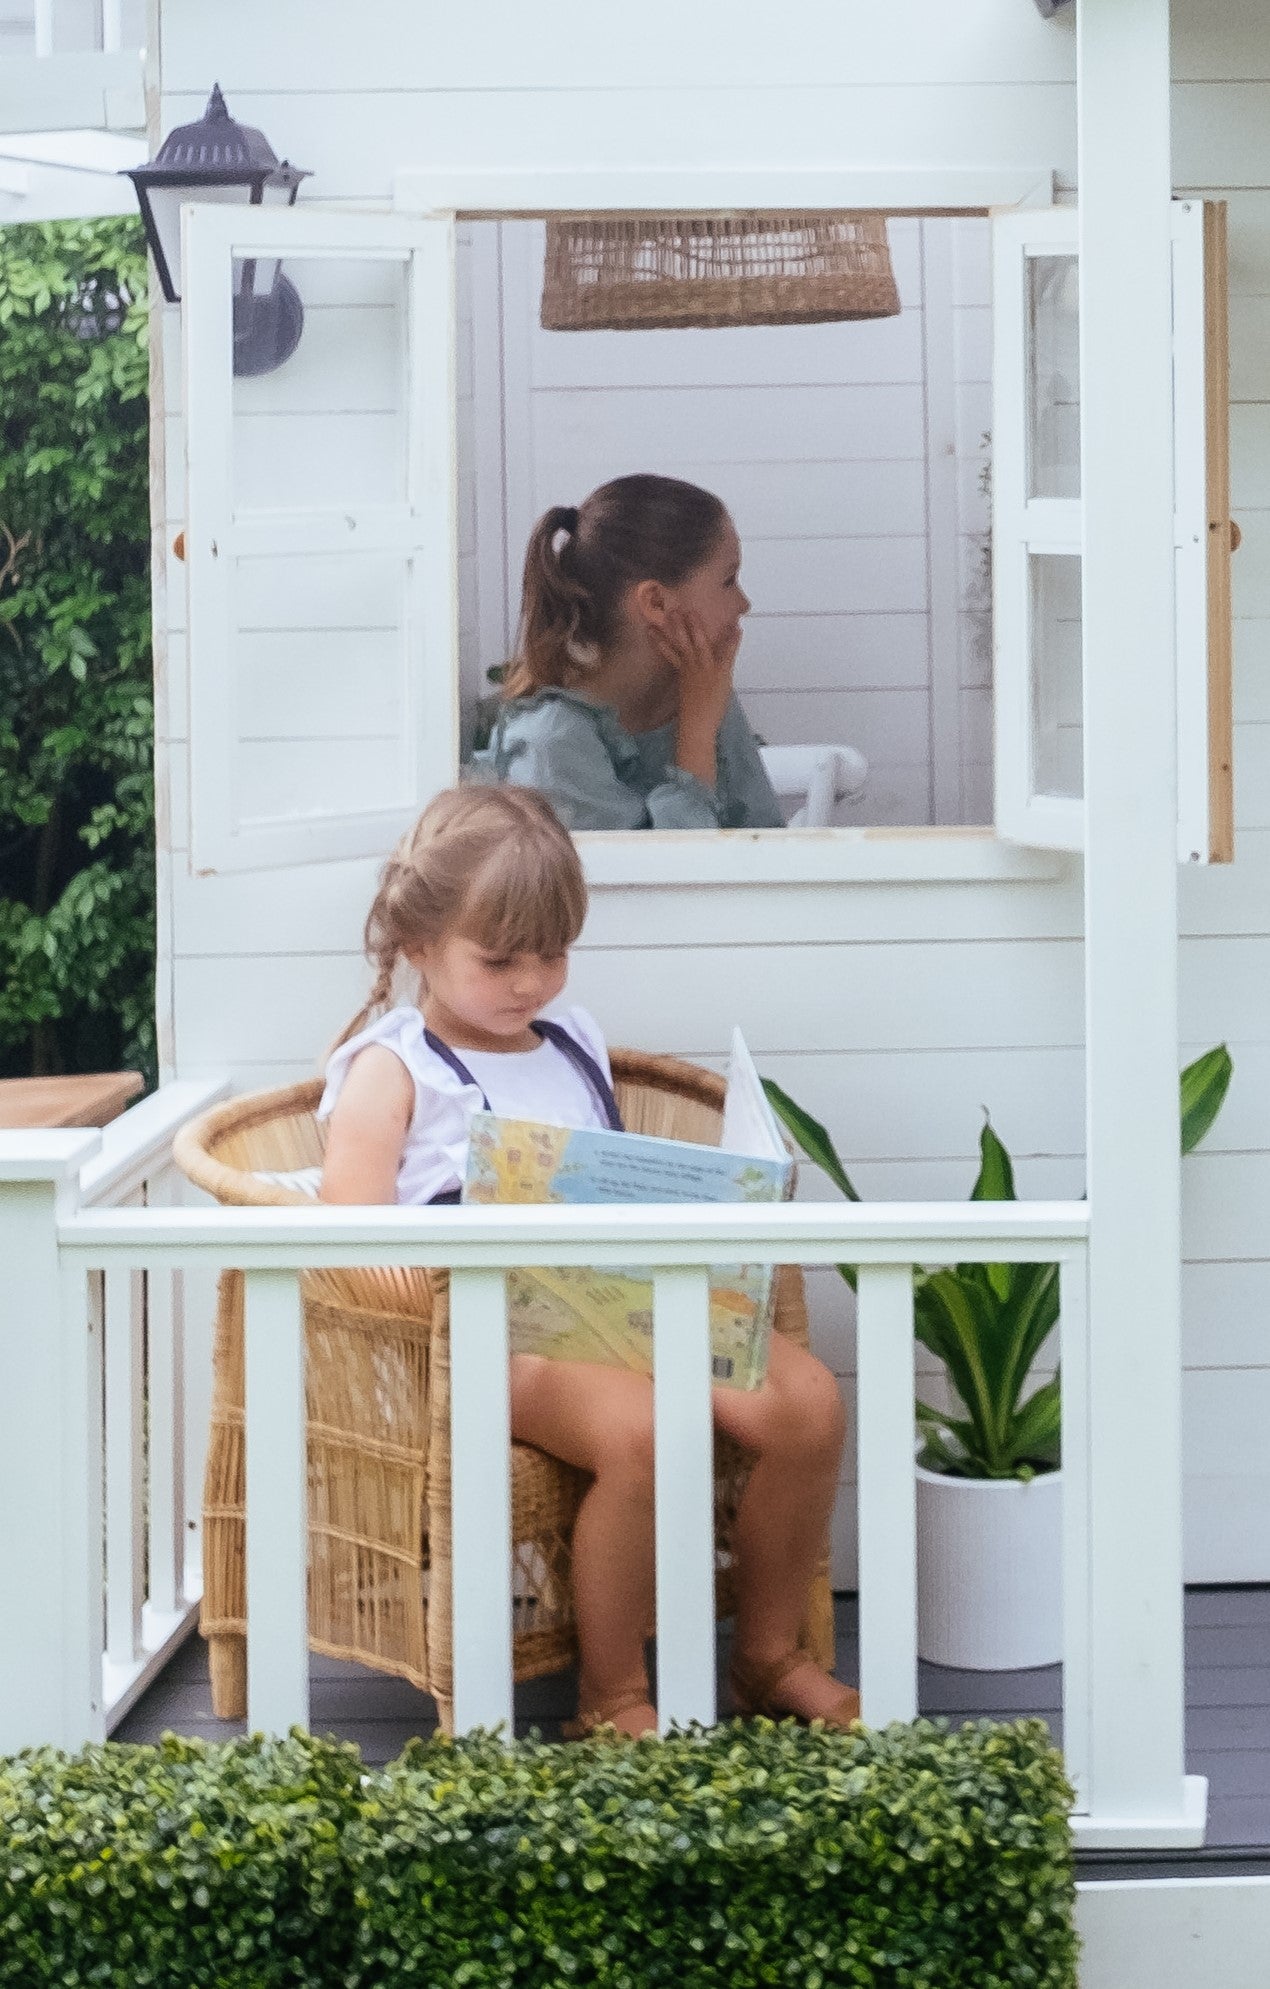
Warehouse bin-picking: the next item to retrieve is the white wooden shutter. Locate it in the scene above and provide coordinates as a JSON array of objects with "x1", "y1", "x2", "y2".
[
  {"x1": 991, "y1": 200, "x2": 1233, "y2": 861},
  {"x1": 182, "y1": 203, "x2": 457, "y2": 873},
  {"x1": 992, "y1": 206, "x2": 1083, "y2": 851}
]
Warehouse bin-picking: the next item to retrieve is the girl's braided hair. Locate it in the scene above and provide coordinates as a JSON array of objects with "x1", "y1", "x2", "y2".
[{"x1": 331, "y1": 785, "x2": 587, "y2": 1051}]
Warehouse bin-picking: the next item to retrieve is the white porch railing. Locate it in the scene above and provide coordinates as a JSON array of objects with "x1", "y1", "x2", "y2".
[
  {"x1": 0, "y1": 1080, "x2": 224, "y2": 1745},
  {"x1": 0, "y1": 1105, "x2": 1202, "y2": 1845}
]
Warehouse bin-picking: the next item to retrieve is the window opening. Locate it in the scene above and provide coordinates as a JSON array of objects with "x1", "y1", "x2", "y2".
[{"x1": 458, "y1": 213, "x2": 996, "y2": 832}]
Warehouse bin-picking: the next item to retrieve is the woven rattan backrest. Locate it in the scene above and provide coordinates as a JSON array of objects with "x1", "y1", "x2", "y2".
[{"x1": 173, "y1": 1050, "x2": 726, "y2": 1209}]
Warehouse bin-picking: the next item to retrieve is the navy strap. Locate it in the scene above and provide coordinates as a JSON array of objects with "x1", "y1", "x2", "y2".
[
  {"x1": 422, "y1": 1027, "x2": 495, "y2": 1109},
  {"x1": 421, "y1": 1020, "x2": 624, "y2": 1132},
  {"x1": 530, "y1": 1018, "x2": 624, "y2": 1131}
]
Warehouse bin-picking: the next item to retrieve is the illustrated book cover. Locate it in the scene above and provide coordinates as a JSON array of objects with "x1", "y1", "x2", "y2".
[{"x1": 462, "y1": 1029, "x2": 792, "y2": 1388}]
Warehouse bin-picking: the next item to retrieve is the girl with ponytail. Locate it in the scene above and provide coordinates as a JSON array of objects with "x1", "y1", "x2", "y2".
[
  {"x1": 318, "y1": 782, "x2": 856, "y2": 1738},
  {"x1": 475, "y1": 474, "x2": 784, "y2": 831}
]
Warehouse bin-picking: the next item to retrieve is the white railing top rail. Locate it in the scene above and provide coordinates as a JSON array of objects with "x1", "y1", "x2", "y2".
[
  {"x1": 78, "y1": 1078, "x2": 229, "y2": 1207},
  {"x1": 58, "y1": 1198, "x2": 1090, "y2": 1269}
]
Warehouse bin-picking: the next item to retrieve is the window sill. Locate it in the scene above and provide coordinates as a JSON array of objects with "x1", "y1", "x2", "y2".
[{"x1": 576, "y1": 827, "x2": 1070, "y2": 889}]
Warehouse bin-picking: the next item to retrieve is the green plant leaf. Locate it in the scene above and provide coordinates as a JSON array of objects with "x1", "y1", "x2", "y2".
[
  {"x1": 993, "y1": 1261, "x2": 1061, "y2": 1432},
  {"x1": 913, "y1": 1271, "x2": 1013, "y2": 1472},
  {"x1": 1180, "y1": 1043, "x2": 1233, "y2": 1155},
  {"x1": 761, "y1": 1078, "x2": 861, "y2": 1202},
  {"x1": 969, "y1": 1114, "x2": 1016, "y2": 1203},
  {"x1": 1004, "y1": 1374, "x2": 1062, "y2": 1473}
]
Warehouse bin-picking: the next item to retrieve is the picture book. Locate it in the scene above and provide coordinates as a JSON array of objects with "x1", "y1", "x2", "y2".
[{"x1": 462, "y1": 1029, "x2": 792, "y2": 1389}]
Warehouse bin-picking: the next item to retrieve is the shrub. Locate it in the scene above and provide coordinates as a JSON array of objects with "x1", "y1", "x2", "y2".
[
  {"x1": 0, "y1": 1720, "x2": 1078, "y2": 1988},
  {"x1": 0, "y1": 1732, "x2": 364, "y2": 1988},
  {"x1": 0, "y1": 217, "x2": 154, "y2": 1081}
]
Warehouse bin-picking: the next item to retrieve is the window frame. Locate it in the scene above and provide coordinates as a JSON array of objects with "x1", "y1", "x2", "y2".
[{"x1": 396, "y1": 165, "x2": 1065, "y2": 889}]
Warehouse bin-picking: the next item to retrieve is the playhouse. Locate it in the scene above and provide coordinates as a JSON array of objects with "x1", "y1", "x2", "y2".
[{"x1": 4, "y1": 0, "x2": 1270, "y2": 1976}]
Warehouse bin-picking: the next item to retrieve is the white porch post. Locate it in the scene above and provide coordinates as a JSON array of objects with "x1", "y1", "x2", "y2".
[
  {"x1": 0, "y1": 1133, "x2": 103, "y2": 1753},
  {"x1": 1078, "y1": 0, "x2": 1192, "y2": 1830}
]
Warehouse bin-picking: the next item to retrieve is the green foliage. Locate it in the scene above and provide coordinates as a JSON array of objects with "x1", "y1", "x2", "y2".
[
  {"x1": 1180, "y1": 1043, "x2": 1234, "y2": 1156},
  {"x1": 0, "y1": 1720, "x2": 1079, "y2": 1989},
  {"x1": 0, "y1": 1731, "x2": 364, "y2": 1989},
  {"x1": 0, "y1": 216, "x2": 154, "y2": 1080},
  {"x1": 764, "y1": 1045, "x2": 1233, "y2": 1481}
]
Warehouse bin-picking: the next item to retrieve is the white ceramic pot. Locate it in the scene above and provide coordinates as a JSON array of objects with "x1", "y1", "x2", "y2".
[{"x1": 915, "y1": 1463, "x2": 1062, "y2": 1671}]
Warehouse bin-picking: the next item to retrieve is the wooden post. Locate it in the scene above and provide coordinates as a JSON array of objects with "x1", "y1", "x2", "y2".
[
  {"x1": 1078, "y1": 0, "x2": 1191, "y2": 1830},
  {"x1": 0, "y1": 1132, "x2": 103, "y2": 1753}
]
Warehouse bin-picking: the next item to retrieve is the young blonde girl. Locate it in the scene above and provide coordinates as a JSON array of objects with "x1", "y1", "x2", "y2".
[
  {"x1": 474, "y1": 473, "x2": 785, "y2": 833},
  {"x1": 321, "y1": 784, "x2": 855, "y2": 1737}
]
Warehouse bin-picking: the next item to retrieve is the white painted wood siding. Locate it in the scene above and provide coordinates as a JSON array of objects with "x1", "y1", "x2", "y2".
[{"x1": 154, "y1": 0, "x2": 1270, "y2": 1582}]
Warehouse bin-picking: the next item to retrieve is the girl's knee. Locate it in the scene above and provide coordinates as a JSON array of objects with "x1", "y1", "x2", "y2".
[{"x1": 766, "y1": 1356, "x2": 846, "y2": 1465}]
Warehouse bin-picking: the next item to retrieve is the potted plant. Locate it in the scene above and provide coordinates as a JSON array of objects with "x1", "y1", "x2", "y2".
[{"x1": 763, "y1": 1045, "x2": 1233, "y2": 1671}]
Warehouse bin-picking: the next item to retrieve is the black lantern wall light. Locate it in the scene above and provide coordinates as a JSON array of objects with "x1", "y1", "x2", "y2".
[{"x1": 123, "y1": 85, "x2": 311, "y2": 376}]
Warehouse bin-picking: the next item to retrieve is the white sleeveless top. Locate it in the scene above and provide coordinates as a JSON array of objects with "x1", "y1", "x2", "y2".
[{"x1": 317, "y1": 1004, "x2": 613, "y2": 1206}]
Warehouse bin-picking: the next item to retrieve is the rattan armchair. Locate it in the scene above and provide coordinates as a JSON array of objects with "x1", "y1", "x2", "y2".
[{"x1": 173, "y1": 1049, "x2": 834, "y2": 1728}]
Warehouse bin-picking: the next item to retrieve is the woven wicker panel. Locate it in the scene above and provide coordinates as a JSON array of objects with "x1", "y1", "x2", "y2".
[
  {"x1": 541, "y1": 212, "x2": 901, "y2": 331},
  {"x1": 185, "y1": 1053, "x2": 834, "y2": 1724}
]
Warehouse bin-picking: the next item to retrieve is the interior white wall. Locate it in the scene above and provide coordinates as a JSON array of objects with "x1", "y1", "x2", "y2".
[{"x1": 150, "y1": 0, "x2": 1270, "y2": 1586}]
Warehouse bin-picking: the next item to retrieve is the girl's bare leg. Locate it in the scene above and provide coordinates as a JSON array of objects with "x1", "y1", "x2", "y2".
[
  {"x1": 510, "y1": 1353, "x2": 658, "y2": 1736},
  {"x1": 713, "y1": 1332, "x2": 850, "y2": 1721}
]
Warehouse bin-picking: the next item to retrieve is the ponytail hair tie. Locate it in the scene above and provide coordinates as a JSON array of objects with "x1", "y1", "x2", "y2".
[{"x1": 558, "y1": 506, "x2": 580, "y2": 535}]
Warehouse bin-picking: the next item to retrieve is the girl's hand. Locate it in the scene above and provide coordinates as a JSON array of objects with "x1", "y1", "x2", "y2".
[{"x1": 652, "y1": 610, "x2": 740, "y2": 787}]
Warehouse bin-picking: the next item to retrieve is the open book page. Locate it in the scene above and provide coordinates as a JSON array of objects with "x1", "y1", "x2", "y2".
[
  {"x1": 721, "y1": 1027, "x2": 788, "y2": 1162},
  {"x1": 463, "y1": 1034, "x2": 790, "y2": 1388}
]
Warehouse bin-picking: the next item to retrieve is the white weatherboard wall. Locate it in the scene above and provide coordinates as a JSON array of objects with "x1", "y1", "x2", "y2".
[{"x1": 154, "y1": 0, "x2": 1270, "y2": 1583}]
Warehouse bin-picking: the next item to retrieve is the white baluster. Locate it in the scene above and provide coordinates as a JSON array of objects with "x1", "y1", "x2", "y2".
[
  {"x1": 856, "y1": 1263, "x2": 918, "y2": 1725},
  {"x1": 104, "y1": 1252, "x2": 145, "y2": 1665},
  {"x1": 448, "y1": 1268, "x2": 513, "y2": 1734},
  {"x1": 652, "y1": 1265, "x2": 715, "y2": 1733},
  {"x1": 180, "y1": 1258, "x2": 218, "y2": 1593},
  {"x1": 144, "y1": 1174, "x2": 186, "y2": 1618},
  {"x1": 244, "y1": 1269, "x2": 309, "y2": 1733},
  {"x1": 33, "y1": 0, "x2": 54, "y2": 57},
  {"x1": 1060, "y1": 1249, "x2": 1091, "y2": 1807},
  {"x1": 100, "y1": 0, "x2": 123, "y2": 51}
]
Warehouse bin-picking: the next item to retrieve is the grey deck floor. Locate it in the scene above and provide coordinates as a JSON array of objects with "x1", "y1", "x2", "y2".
[{"x1": 115, "y1": 1586, "x2": 1270, "y2": 1855}]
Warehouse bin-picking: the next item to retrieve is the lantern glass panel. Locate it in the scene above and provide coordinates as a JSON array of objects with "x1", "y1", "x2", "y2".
[{"x1": 152, "y1": 182, "x2": 254, "y2": 302}]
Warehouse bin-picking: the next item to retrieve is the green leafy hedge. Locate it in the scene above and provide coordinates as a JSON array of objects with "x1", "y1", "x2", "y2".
[
  {"x1": 0, "y1": 1720, "x2": 1078, "y2": 1988},
  {"x1": 0, "y1": 217, "x2": 154, "y2": 1081}
]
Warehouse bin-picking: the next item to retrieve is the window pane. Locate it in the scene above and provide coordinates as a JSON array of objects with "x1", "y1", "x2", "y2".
[
  {"x1": 1030, "y1": 552, "x2": 1082, "y2": 799},
  {"x1": 1027, "y1": 254, "x2": 1080, "y2": 500},
  {"x1": 231, "y1": 255, "x2": 410, "y2": 512}
]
